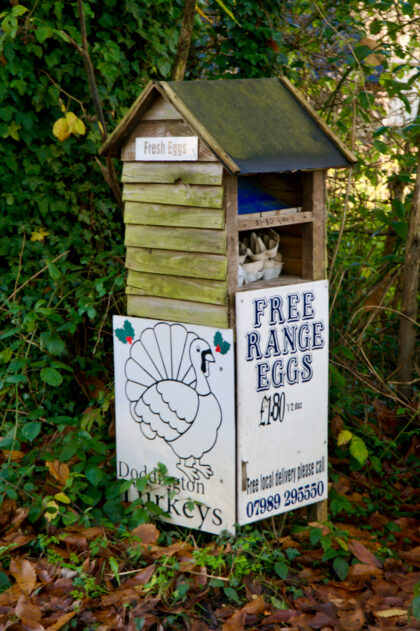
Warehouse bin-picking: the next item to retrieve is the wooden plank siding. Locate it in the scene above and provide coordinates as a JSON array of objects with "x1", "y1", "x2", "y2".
[
  {"x1": 124, "y1": 202, "x2": 224, "y2": 229},
  {"x1": 121, "y1": 109, "x2": 229, "y2": 325},
  {"x1": 122, "y1": 182, "x2": 223, "y2": 208},
  {"x1": 127, "y1": 295, "x2": 229, "y2": 328},
  {"x1": 125, "y1": 247, "x2": 227, "y2": 281},
  {"x1": 125, "y1": 224, "x2": 226, "y2": 254},
  {"x1": 122, "y1": 162, "x2": 223, "y2": 185},
  {"x1": 126, "y1": 271, "x2": 227, "y2": 305}
]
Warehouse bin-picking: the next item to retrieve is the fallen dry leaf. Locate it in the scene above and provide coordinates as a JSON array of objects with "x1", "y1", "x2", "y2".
[
  {"x1": 348, "y1": 540, "x2": 382, "y2": 568},
  {"x1": 241, "y1": 595, "x2": 265, "y2": 615},
  {"x1": 10, "y1": 556, "x2": 37, "y2": 595},
  {"x1": 45, "y1": 611, "x2": 77, "y2": 631},
  {"x1": 222, "y1": 610, "x2": 246, "y2": 631},
  {"x1": 15, "y1": 593, "x2": 42, "y2": 626},
  {"x1": 46, "y1": 460, "x2": 69, "y2": 486},
  {"x1": 131, "y1": 523, "x2": 160, "y2": 545},
  {"x1": 373, "y1": 608, "x2": 407, "y2": 618},
  {"x1": 347, "y1": 563, "x2": 383, "y2": 582},
  {"x1": 400, "y1": 546, "x2": 420, "y2": 567},
  {"x1": 338, "y1": 605, "x2": 365, "y2": 631}
]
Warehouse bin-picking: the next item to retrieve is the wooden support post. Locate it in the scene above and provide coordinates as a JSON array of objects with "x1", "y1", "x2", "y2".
[
  {"x1": 225, "y1": 172, "x2": 238, "y2": 332},
  {"x1": 303, "y1": 170, "x2": 329, "y2": 522}
]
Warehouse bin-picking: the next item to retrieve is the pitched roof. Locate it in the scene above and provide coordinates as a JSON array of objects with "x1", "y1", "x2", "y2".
[{"x1": 100, "y1": 78, "x2": 356, "y2": 173}]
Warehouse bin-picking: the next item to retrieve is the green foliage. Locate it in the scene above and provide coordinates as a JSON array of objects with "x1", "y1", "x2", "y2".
[{"x1": 0, "y1": 0, "x2": 418, "y2": 539}]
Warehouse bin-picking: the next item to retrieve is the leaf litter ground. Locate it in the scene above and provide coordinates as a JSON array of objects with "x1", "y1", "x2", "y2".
[{"x1": 0, "y1": 437, "x2": 419, "y2": 631}]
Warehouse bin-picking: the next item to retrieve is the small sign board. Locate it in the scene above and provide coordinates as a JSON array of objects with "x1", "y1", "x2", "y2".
[
  {"x1": 235, "y1": 280, "x2": 329, "y2": 524},
  {"x1": 135, "y1": 136, "x2": 198, "y2": 161},
  {"x1": 113, "y1": 316, "x2": 235, "y2": 534}
]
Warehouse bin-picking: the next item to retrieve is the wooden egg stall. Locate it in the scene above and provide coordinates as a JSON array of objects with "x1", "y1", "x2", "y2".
[{"x1": 101, "y1": 79, "x2": 356, "y2": 534}]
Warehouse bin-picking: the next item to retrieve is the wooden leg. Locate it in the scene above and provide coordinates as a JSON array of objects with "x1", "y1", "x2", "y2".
[{"x1": 307, "y1": 499, "x2": 328, "y2": 523}]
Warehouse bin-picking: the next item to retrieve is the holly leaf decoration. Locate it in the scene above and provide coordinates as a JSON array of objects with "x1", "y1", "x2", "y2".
[
  {"x1": 115, "y1": 320, "x2": 135, "y2": 344},
  {"x1": 213, "y1": 331, "x2": 230, "y2": 355}
]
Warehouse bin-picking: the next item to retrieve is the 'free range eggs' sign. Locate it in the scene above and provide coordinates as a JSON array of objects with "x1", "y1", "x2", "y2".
[{"x1": 236, "y1": 280, "x2": 329, "y2": 525}]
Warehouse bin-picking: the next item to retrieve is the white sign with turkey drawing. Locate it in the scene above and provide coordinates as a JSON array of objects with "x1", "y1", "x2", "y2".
[{"x1": 113, "y1": 316, "x2": 235, "y2": 534}]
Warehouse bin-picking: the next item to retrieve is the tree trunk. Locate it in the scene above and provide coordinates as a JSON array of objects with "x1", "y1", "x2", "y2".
[
  {"x1": 397, "y1": 150, "x2": 420, "y2": 399},
  {"x1": 171, "y1": 0, "x2": 196, "y2": 81}
]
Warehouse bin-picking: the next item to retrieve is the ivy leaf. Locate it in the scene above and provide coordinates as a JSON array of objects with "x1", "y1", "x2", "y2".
[
  {"x1": 85, "y1": 464, "x2": 105, "y2": 487},
  {"x1": 337, "y1": 429, "x2": 353, "y2": 446},
  {"x1": 54, "y1": 492, "x2": 71, "y2": 504},
  {"x1": 224, "y1": 586, "x2": 242, "y2": 604},
  {"x1": 0, "y1": 572, "x2": 11, "y2": 594},
  {"x1": 333, "y1": 557, "x2": 349, "y2": 580},
  {"x1": 40, "y1": 367, "x2": 63, "y2": 386},
  {"x1": 21, "y1": 421, "x2": 41, "y2": 442},
  {"x1": 350, "y1": 435, "x2": 369, "y2": 465},
  {"x1": 412, "y1": 596, "x2": 420, "y2": 621},
  {"x1": 274, "y1": 560, "x2": 288, "y2": 579}
]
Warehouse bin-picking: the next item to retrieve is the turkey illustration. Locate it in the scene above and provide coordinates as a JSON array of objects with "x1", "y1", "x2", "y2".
[{"x1": 125, "y1": 322, "x2": 222, "y2": 482}]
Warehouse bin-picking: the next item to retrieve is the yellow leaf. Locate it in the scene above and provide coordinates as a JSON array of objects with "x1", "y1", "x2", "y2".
[
  {"x1": 73, "y1": 117, "x2": 86, "y2": 135},
  {"x1": 65, "y1": 111, "x2": 78, "y2": 131},
  {"x1": 336, "y1": 537, "x2": 349, "y2": 551},
  {"x1": 44, "y1": 500, "x2": 59, "y2": 522},
  {"x1": 52, "y1": 117, "x2": 70, "y2": 141},
  {"x1": 337, "y1": 429, "x2": 353, "y2": 447},
  {"x1": 64, "y1": 111, "x2": 86, "y2": 136},
  {"x1": 54, "y1": 492, "x2": 71, "y2": 504},
  {"x1": 374, "y1": 609, "x2": 407, "y2": 618},
  {"x1": 196, "y1": 5, "x2": 213, "y2": 22},
  {"x1": 30, "y1": 227, "x2": 50, "y2": 242}
]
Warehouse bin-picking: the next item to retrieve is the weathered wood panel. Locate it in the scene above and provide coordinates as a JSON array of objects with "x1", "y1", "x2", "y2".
[
  {"x1": 124, "y1": 201, "x2": 224, "y2": 229},
  {"x1": 127, "y1": 295, "x2": 228, "y2": 328},
  {"x1": 142, "y1": 95, "x2": 182, "y2": 120},
  {"x1": 126, "y1": 271, "x2": 227, "y2": 305},
  {"x1": 125, "y1": 224, "x2": 226, "y2": 254},
  {"x1": 123, "y1": 182, "x2": 223, "y2": 208},
  {"x1": 282, "y1": 257, "x2": 302, "y2": 277},
  {"x1": 253, "y1": 173, "x2": 303, "y2": 206},
  {"x1": 126, "y1": 247, "x2": 227, "y2": 281},
  {"x1": 224, "y1": 172, "x2": 239, "y2": 329},
  {"x1": 238, "y1": 211, "x2": 312, "y2": 232},
  {"x1": 121, "y1": 120, "x2": 217, "y2": 161},
  {"x1": 122, "y1": 162, "x2": 223, "y2": 186}
]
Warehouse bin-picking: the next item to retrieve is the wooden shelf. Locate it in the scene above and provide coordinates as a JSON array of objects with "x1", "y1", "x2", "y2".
[
  {"x1": 236, "y1": 274, "x2": 311, "y2": 293},
  {"x1": 238, "y1": 210, "x2": 313, "y2": 231}
]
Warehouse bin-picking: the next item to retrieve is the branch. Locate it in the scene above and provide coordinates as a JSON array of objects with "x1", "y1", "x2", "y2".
[{"x1": 171, "y1": 0, "x2": 196, "y2": 81}]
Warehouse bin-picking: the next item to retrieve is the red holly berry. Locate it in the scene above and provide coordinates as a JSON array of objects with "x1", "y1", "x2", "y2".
[
  {"x1": 126, "y1": 336, "x2": 133, "y2": 345},
  {"x1": 215, "y1": 344, "x2": 221, "y2": 352}
]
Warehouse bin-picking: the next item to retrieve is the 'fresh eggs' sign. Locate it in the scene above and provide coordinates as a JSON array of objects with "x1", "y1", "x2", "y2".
[
  {"x1": 135, "y1": 136, "x2": 198, "y2": 161},
  {"x1": 236, "y1": 280, "x2": 329, "y2": 524}
]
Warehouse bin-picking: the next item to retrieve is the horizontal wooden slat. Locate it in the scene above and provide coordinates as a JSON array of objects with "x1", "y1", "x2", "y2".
[
  {"x1": 237, "y1": 274, "x2": 307, "y2": 292},
  {"x1": 142, "y1": 96, "x2": 182, "y2": 120},
  {"x1": 123, "y1": 183, "x2": 223, "y2": 208},
  {"x1": 122, "y1": 162, "x2": 223, "y2": 185},
  {"x1": 238, "y1": 211, "x2": 313, "y2": 231},
  {"x1": 124, "y1": 201, "x2": 224, "y2": 229},
  {"x1": 126, "y1": 271, "x2": 227, "y2": 305},
  {"x1": 125, "y1": 224, "x2": 226, "y2": 254},
  {"x1": 121, "y1": 120, "x2": 217, "y2": 161},
  {"x1": 126, "y1": 247, "x2": 227, "y2": 281},
  {"x1": 127, "y1": 295, "x2": 228, "y2": 328}
]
